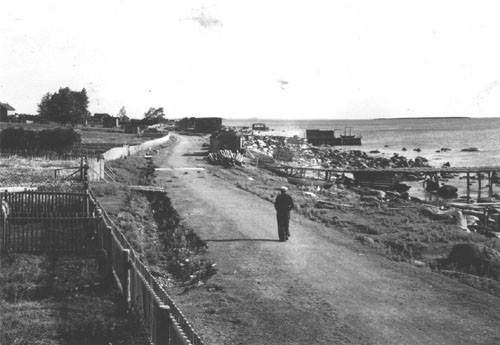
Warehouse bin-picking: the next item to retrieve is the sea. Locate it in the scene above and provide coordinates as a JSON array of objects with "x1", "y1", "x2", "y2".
[
  {"x1": 224, "y1": 117, "x2": 500, "y2": 200},
  {"x1": 224, "y1": 117, "x2": 500, "y2": 168}
]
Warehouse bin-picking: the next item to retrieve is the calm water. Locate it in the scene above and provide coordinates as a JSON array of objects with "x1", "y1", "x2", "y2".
[{"x1": 224, "y1": 118, "x2": 500, "y2": 168}]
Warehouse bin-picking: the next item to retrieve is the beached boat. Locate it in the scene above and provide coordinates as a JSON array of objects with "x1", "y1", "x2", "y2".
[{"x1": 252, "y1": 123, "x2": 269, "y2": 131}]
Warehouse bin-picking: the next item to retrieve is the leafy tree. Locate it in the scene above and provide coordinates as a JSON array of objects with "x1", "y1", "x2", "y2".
[
  {"x1": 38, "y1": 87, "x2": 89, "y2": 125},
  {"x1": 117, "y1": 106, "x2": 129, "y2": 122},
  {"x1": 143, "y1": 107, "x2": 165, "y2": 124}
]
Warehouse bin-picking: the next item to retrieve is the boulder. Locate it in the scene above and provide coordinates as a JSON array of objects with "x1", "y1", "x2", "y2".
[
  {"x1": 438, "y1": 185, "x2": 458, "y2": 198},
  {"x1": 461, "y1": 147, "x2": 479, "y2": 152},
  {"x1": 445, "y1": 243, "x2": 500, "y2": 278}
]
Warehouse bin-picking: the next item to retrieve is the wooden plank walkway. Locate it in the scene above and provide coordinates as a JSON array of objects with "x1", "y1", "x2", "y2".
[{"x1": 273, "y1": 165, "x2": 500, "y2": 174}]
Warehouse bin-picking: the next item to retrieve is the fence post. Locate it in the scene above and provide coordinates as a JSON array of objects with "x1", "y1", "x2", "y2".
[
  {"x1": 157, "y1": 304, "x2": 171, "y2": 345},
  {"x1": 122, "y1": 249, "x2": 131, "y2": 308}
]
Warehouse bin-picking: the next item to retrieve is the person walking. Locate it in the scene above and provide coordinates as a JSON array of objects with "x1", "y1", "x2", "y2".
[{"x1": 274, "y1": 186, "x2": 294, "y2": 241}]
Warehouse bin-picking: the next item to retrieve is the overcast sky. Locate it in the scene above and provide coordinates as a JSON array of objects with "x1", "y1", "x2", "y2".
[{"x1": 1, "y1": 1, "x2": 500, "y2": 119}]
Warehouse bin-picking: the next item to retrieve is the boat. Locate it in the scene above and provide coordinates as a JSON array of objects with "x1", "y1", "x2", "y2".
[
  {"x1": 252, "y1": 123, "x2": 269, "y2": 131},
  {"x1": 306, "y1": 127, "x2": 362, "y2": 146}
]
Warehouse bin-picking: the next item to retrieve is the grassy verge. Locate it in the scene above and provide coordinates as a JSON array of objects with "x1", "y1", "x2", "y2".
[
  {"x1": 0, "y1": 254, "x2": 146, "y2": 345},
  {"x1": 93, "y1": 153, "x2": 215, "y2": 288}
]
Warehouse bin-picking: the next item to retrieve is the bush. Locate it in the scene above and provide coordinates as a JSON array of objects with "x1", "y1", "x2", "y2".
[{"x1": 0, "y1": 127, "x2": 80, "y2": 152}]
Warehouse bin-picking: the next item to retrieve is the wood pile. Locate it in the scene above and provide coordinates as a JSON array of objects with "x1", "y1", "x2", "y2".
[{"x1": 207, "y1": 149, "x2": 244, "y2": 167}]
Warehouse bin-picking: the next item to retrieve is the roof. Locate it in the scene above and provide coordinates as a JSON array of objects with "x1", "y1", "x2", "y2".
[{"x1": 0, "y1": 102, "x2": 15, "y2": 111}]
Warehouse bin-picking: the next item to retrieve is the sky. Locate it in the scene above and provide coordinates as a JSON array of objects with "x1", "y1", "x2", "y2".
[{"x1": 1, "y1": 0, "x2": 500, "y2": 119}]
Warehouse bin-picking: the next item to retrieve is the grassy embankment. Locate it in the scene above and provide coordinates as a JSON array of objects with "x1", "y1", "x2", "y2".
[
  {"x1": 207, "y1": 162, "x2": 500, "y2": 296},
  {"x1": 92, "y1": 147, "x2": 215, "y2": 288}
]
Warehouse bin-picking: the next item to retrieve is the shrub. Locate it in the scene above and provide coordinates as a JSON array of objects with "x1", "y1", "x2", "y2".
[{"x1": 0, "y1": 127, "x2": 80, "y2": 152}]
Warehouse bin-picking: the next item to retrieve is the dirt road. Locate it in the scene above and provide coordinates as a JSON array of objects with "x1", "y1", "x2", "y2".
[{"x1": 155, "y1": 134, "x2": 500, "y2": 345}]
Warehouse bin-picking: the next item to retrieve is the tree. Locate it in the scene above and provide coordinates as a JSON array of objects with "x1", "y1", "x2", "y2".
[
  {"x1": 143, "y1": 107, "x2": 165, "y2": 124},
  {"x1": 117, "y1": 106, "x2": 129, "y2": 122},
  {"x1": 38, "y1": 87, "x2": 89, "y2": 125}
]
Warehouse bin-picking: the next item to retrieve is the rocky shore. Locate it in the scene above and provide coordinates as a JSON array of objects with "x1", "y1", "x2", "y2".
[{"x1": 243, "y1": 134, "x2": 433, "y2": 170}]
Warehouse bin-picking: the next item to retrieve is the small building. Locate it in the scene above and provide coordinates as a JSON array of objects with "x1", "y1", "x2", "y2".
[
  {"x1": 306, "y1": 129, "x2": 362, "y2": 146},
  {"x1": 177, "y1": 117, "x2": 222, "y2": 133},
  {"x1": 210, "y1": 131, "x2": 243, "y2": 152},
  {"x1": 306, "y1": 130, "x2": 335, "y2": 146},
  {"x1": 102, "y1": 116, "x2": 119, "y2": 128},
  {"x1": 0, "y1": 102, "x2": 15, "y2": 122}
]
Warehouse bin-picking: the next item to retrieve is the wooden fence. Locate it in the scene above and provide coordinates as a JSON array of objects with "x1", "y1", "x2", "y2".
[
  {"x1": 0, "y1": 191, "x2": 98, "y2": 254},
  {"x1": 1, "y1": 216, "x2": 97, "y2": 254},
  {"x1": 0, "y1": 190, "x2": 203, "y2": 345},
  {"x1": 0, "y1": 149, "x2": 101, "y2": 160},
  {"x1": 92, "y1": 192, "x2": 203, "y2": 345},
  {"x1": 1, "y1": 191, "x2": 96, "y2": 217}
]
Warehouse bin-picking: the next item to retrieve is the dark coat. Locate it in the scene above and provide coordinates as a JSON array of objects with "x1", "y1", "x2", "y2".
[{"x1": 274, "y1": 193, "x2": 294, "y2": 214}]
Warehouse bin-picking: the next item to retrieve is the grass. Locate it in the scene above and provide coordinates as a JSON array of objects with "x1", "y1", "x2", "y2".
[{"x1": 0, "y1": 254, "x2": 146, "y2": 345}]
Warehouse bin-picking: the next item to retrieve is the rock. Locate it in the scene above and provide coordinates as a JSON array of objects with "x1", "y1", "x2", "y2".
[
  {"x1": 445, "y1": 243, "x2": 500, "y2": 278},
  {"x1": 461, "y1": 147, "x2": 479, "y2": 152},
  {"x1": 359, "y1": 236, "x2": 375, "y2": 246},
  {"x1": 404, "y1": 174, "x2": 421, "y2": 181},
  {"x1": 303, "y1": 191, "x2": 318, "y2": 198},
  {"x1": 401, "y1": 147, "x2": 407, "y2": 151},
  {"x1": 369, "y1": 150, "x2": 380, "y2": 154},
  {"x1": 394, "y1": 183, "x2": 411, "y2": 193},
  {"x1": 414, "y1": 156, "x2": 429, "y2": 167},
  {"x1": 413, "y1": 148, "x2": 421, "y2": 152},
  {"x1": 438, "y1": 185, "x2": 458, "y2": 198},
  {"x1": 412, "y1": 260, "x2": 426, "y2": 268},
  {"x1": 441, "y1": 147, "x2": 451, "y2": 152}
]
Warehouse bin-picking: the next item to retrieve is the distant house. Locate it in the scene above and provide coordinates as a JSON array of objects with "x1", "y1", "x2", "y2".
[
  {"x1": 210, "y1": 130, "x2": 243, "y2": 152},
  {"x1": 0, "y1": 102, "x2": 15, "y2": 122},
  {"x1": 88, "y1": 113, "x2": 119, "y2": 128},
  {"x1": 102, "y1": 116, "x2": 119, "y2": 128},
  {"x1": 176, "y1": 117, "x2": 222, "y2": 133}
]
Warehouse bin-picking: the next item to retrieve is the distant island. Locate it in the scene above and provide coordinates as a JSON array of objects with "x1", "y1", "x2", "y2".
[{"x1": 374, "y1": 116, "x2": 471, "y2": 120}]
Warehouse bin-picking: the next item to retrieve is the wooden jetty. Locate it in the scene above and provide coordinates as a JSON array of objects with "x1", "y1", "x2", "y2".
[{"x1": 266, "y1": 164, "x2": 500, "y2": 203}]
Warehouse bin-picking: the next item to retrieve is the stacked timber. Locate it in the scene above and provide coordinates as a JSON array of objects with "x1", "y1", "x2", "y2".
[{"x1": 207, "y1": 150, "x2": 244, "y2": 167}]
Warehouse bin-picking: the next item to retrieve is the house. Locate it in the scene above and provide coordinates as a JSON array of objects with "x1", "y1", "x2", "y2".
[
  {"x1": 306, "y1": 130, "x2": 335, "y2": 146},
  {"x1": 102, "y1": 116, "x2": 119, "y2": 128},
  {"x1": 0, "y1": 102, "x2": 15, "y2": 122},
  {"x1": 176, "y1": 117, "x2": 222, "y2": 133},
  {"x1": 210, "y1": 130, "x2": 243, "y2": 152}
]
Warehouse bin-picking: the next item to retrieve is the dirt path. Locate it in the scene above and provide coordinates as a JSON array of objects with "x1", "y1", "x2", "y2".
[{"x1": 155, "y1": 134, "x2": 500, "y2": 345}]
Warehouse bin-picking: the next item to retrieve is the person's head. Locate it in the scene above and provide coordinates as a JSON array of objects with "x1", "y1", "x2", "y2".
[{"x1": 280, "y1": 186, "x2": 288, "y2": 194}]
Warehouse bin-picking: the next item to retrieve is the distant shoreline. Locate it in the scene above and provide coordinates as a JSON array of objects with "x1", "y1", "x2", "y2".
[
  {"x1": 373, "y1": 116, "x2": 471, "y2": 120},
  {"x1": 223, "y1": 116, "x2": 476, "y2": 121}
]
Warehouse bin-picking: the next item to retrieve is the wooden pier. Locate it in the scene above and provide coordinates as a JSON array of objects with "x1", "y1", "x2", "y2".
[{"x1": 267, "y1": 164, "x2": 500, "y2": 203}]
